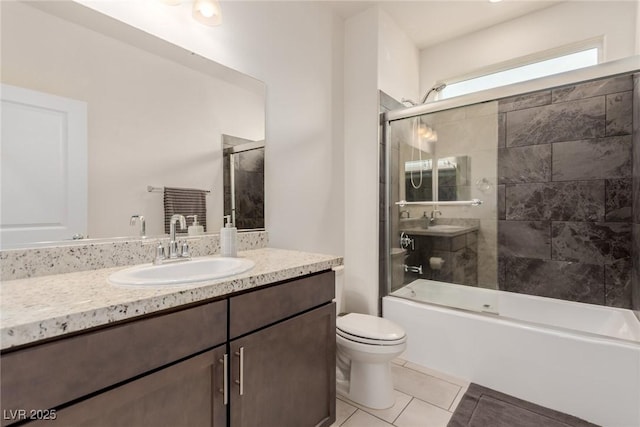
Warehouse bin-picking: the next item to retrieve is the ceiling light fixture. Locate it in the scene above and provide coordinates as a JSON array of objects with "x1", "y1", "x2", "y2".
[
  {"x1": 489, "y1": 0, "x2": 503, "y2": 3},
  {"x1": 159, "y1": 0, "x2": 222, "y2": 27},
  {"x1": 192, "y1": 0, "x2": 222, "y2": 26}
]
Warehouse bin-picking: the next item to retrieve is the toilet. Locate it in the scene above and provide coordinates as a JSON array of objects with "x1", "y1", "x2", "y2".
[{"x1": 333, "y1": 267, "x2": 407, "y2": 409}]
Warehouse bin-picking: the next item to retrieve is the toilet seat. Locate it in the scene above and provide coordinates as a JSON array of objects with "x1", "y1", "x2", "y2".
[
  {"x1": 337, "y1": 313, "x2": 406, "y2": 346},
  {"x1": 337, "y1": 329, "x2": 407, "y2": 346}
]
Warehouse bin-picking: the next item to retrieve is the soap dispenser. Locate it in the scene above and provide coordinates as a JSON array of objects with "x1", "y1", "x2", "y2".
[
  {"x1": 187, "y1": 215, "x2": 204, "y2": 236},
  {"x1": 220, "y1": 215, "x2": 237, "y2": 257}
]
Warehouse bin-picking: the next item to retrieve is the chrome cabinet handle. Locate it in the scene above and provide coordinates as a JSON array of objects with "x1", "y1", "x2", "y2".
[
  {"x1": 234, "y1": 347, "x2": 244, "y2": 396},
  {"x1": 219, "y1": 354, "x2": 228, "y2": 405}
]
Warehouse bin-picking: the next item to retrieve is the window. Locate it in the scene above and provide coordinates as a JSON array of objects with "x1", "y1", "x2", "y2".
[{"x1": 439, "y1": 47, "x2": 599, "y2": 100}]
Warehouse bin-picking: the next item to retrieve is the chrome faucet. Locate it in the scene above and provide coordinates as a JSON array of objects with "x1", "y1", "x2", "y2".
[
  {"x1": 130, "y1": 215, "x2": 146, "y2": 237},
  {"x1": 152, "y1": 215, "x2": 190, "y2": 265},
  {"x1": 169, "y1": 214, "x2": 187, "y2": 259},
  {"x1": 429, "y1": 209, "x2": 442, "y2": 224}
]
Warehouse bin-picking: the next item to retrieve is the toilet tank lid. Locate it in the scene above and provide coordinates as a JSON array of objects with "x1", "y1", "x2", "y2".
[{"x1": 337, "y1": 313, "x2": 406, "y2": 341}]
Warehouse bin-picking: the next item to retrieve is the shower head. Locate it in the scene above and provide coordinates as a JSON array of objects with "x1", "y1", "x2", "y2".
[
  {"x1": 433, "y1": 83, "x2": 447, "y2": 92},
  {"x1": 401, "y1": 98, "x2": 418, "y2": 107},
  {"x1": 420, "y1": 83, "x2": 447, "y2": 104}
]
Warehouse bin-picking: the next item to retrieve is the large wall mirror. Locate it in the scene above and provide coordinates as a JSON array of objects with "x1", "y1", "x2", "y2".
[{"x1": 0, "y1": 1, "x2": 265, "y2": 249}]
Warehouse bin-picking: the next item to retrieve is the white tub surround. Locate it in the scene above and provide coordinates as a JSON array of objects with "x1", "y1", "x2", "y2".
[
  {"x1": 384, "y1": 281, "x2": 640, "y2": 427},
  {"x1": 1, "y1": 248, "x2": 342, "y2": 350},
  {"x1": 0, "y1": 230, "x2": 268, "y2": 281}
]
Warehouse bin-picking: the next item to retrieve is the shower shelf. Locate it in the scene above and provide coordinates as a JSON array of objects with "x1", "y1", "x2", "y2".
[{"x1": 395, "y1": 199, "x2": 483, "y2": 207}]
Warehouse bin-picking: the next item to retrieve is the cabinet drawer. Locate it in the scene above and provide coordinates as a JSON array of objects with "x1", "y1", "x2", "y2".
[
  {"x1": 1, "y1": 300, "x2": 226, "y2": 423},
  {"x1": 230, "y1": 270, "x2": 334, "y2": 338}
]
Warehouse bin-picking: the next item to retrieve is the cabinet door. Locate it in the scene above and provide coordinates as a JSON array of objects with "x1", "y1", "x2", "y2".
[
  {"x1": 2, "y1": 300, "x2": 227, "y2": 422},
  {"x1": 29, "y1": 346, "x2": 227, "y2": 427},
  {"x1": 230, "y1": 303, "x2": 336, "y2": 427}
]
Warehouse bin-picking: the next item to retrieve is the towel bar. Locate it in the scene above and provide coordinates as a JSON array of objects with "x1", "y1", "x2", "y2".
[{"x1": 147, "y1": 186, "x2": 211, "y2": 194}]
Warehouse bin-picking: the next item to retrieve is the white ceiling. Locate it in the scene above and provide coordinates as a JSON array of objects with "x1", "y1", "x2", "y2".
[{"x1": 324, "y1": 1, "x2": 562, "y2": 49}]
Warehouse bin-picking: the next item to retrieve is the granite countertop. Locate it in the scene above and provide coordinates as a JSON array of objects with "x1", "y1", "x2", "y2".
[{"x1": 0, "y1": 248, "x2": 343, "y2": 350}]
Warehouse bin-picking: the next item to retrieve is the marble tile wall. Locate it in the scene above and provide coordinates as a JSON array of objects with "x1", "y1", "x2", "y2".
[
  {"x1": 633, "y1": 74, "x2": 640, "y2": 310},
  {"x1": 497, "y1": 73, "x2": 636, "y2": 308}
]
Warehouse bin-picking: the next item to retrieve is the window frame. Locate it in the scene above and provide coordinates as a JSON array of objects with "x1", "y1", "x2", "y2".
[{"x1": 436, "y1": 37, "x2": 604, "y2": 101}]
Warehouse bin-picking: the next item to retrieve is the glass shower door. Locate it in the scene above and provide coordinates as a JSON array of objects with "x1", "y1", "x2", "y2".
[{"x1": 385, "y1": 101, "x2": 500, "y2": 315}]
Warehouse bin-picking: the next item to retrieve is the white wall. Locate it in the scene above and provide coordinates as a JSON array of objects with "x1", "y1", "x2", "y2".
[
  {"x1": 419, "y1": 1, "x2": 638, "y2": 95},
  {"x1": 343, "y1": 7, "x2": 419, "y2": 315},
  {"x1": 344, "y1": 7, "x2": 380, "y2": 315},
  {"x1": 75, "y1": 1, "x2": 345, "y2": 255},
  {"x1": 377, "y1": 10, "x2": 420, "y2": 104}
]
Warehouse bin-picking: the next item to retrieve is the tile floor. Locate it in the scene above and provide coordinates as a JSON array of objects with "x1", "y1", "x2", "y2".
[{"x1": 332, "y1": 358, "x2": 470, "y2": 427}]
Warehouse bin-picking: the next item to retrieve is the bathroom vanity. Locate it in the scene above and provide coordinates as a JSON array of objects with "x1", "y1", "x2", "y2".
[
  {"x1": 0, "y1": 248, "x2": 341, "y2": 427},
  {"x1": 400, "y1": 220, "x2": 479, "y2": 286}
]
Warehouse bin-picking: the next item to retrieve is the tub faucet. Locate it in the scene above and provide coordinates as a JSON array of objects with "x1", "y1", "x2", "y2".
[
  {"x1": 403, "y1": 264, "x2": 423, "y2": 275},
  {"x1": 169, "y1": 214, "x2": 187, "y2": 258},
  {"x1": 429, "y1": 209, "x2": 442, "y2": 224}
]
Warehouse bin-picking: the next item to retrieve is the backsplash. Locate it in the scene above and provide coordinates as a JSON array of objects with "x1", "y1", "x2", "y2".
[
  {"x1": 0, "y1": 231, "x2": 268, "y2": 281},
  {"x1": 497, "y1": 73, "x2": 636, "y2": 308}
]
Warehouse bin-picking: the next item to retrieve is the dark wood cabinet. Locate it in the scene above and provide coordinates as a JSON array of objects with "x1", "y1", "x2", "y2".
[
  {"x1": 1, "y1": 301, "x2": 227, "y2": 424},
  {"x1": 1, "y1": 271, "x2": 336, "y2": 427},
  {"x1": 30, "y1": 346, "x2": 227, "y2": 427},
  {"x1": 230, "y1": 303, "x2": 336, "y2": 427}
]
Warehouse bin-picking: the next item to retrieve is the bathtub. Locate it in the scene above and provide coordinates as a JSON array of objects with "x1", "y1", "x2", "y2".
[{"x1": 384, "y1": 279, "x2": 640, "y2": 427}]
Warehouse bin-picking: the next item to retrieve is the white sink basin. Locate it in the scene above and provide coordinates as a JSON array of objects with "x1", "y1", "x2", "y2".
[{"x1": 108, "y1": 256, "x2": 255, "y2": 287}]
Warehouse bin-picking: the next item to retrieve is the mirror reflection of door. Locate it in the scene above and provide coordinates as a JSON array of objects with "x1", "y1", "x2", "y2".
[
  {"x1": 1, "y1": 84, "x2": 87, "y2": 247},
  {"x1": 222, "y1": 135, "x2": 265, "y2": 230}
]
